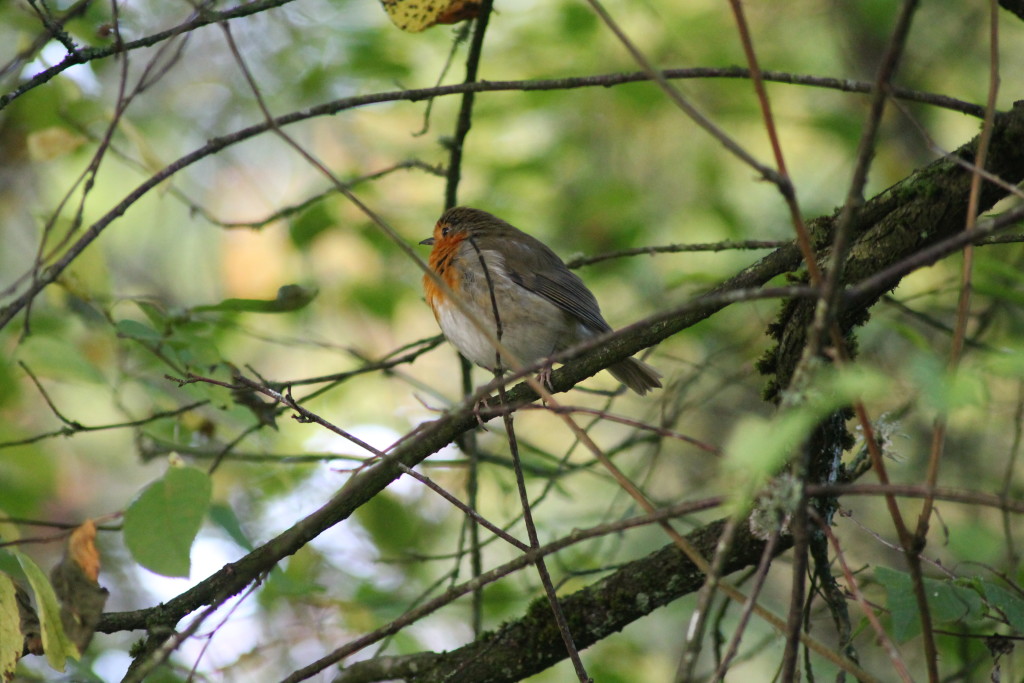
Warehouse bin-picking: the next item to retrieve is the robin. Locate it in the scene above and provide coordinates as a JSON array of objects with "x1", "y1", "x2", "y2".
[{"x1": 420, "y1": 206, "x2": 661, "y2": 395}]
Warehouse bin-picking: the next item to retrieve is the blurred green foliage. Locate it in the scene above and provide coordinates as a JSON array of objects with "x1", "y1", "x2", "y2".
[{"x1": 1, "y1": 0, "x2": 1024, "y2": 681}]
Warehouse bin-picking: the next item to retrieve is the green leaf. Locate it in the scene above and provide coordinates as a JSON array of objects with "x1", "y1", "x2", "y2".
[
  {"x1": 14, "y1": 336, "x2": 106, "y2": 384},
  {"x1": 191, "y1": 284, "x2": 318, "y2": 314},
  {"x1": 0, "y1": 510, "x2": 20, "y2": 545},
  {"x1": 115, "y1": 319, "x2": 164, "y2": 341},
  {"x1": 354, "y1": 492, "x2": 420, "y2": 555},
  {"x1": 345, "y1": 28, "x2": 412, "y2": 80},
  {"x1": 0, "y1": 573, "x2": 21, "y2": 680},
  {"x1": 288, "y1": 201, "x2": 334, "y2": 249},
  {"x1": 909, "y1": 354, "x2": 988, "y2": 414},
  {"x1": 722, "y1": 409, "x2": 817, "y2": 510},
  {"x1": 208, "y1": 503, "x2": 254, "y2": 552},
  {"x1": 974, "y1": 280, "x2": 1024, "y2": 307},
  {"x1": 875, "y1": 566, "x2": 922, "y2": 641},
  {"x1": 258, "y1": 546, "x2": 325, "y2": 609},
  {"x1": 0, "y1": 551, "x2": 24, "y2": 582},
  {"x1": 984, "y1": 349, "x2": 1024, "y2": 379},
  {"x1": 875, "y1": 566, "x2": 985, "y2": 642},
  {"x1": 0, "y1": 351, "x2": 19, "y2": 409},
  {"x1": 821, "y1": 365, "x2": 891, "y2": 407},
  {"x1": 559, "y1": 4, "x2": 598, "y2": 37},
  {"x1": 348, "y1": 281, "x2": 399, "y2": 320},
  {"x1": 17, "y1": 553, "x2": 79, "y2": 670},
  {"x1": 929, "y1": 579, "x2": 984, "y2": 624},
  {"x1": 982, "y1": 581, "x2": 1024, "y2": 633},
  {"x1": 124, "y1": 465, "x2": 212, "y2": 577},
  {"x1": 133, "y1": 300, "x2": 175, "y2": 329},
  {"x1": 723, "y1": 365, "x2": 888, "y2": 505},
  {"x1": 164, "y1": 326, "x2": 223, "y2": 370}
]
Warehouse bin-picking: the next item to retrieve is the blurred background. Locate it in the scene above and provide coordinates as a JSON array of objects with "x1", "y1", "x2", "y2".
[{"x1": 2, "y1": 0, "x2": 1024, "y2": 680}]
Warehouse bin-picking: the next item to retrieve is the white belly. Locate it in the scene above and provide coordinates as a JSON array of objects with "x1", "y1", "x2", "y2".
[{"x1": 433, "y1": 258, "x2": 582, "y2": 371}]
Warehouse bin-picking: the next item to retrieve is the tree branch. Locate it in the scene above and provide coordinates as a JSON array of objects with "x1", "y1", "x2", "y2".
[
  {"x1": 332, "y1": 518, "x2": 791, "y2": 683},
  {"x1": 94, "y1": 101, "x2": 1024, "y2": 682}
]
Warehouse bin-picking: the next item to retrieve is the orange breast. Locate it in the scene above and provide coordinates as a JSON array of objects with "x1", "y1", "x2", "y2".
[{"x1": 423, "y1": 232, "x2": 466, "y2": 321}]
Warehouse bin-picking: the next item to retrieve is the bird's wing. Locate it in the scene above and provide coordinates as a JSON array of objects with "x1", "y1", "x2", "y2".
[{"x1": 496, "y1": 234, "x2": 611, "y2": 333}]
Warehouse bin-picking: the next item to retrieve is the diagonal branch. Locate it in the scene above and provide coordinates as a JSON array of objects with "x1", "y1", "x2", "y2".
[
  {"x1": 0, "y1": 68, "x2": 987, "y2": 331},
  {"x1": 331, "y1": 518, "x2": 796, "y2": 683},
  {"x1": 96, "y1": 103, "x2": 1024, "y2": 680}
]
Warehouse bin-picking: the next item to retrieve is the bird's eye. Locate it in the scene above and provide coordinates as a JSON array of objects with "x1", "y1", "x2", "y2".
[{"x1": 441, "y1": 226, "x2": 451, "y2": 238}]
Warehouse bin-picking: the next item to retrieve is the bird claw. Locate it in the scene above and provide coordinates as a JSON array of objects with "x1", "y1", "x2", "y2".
[
  {"x1": 470, "y1": 395, "x2": 496, "y2": 429},
  {"x1": 536, "y1": 362, "x2": 555, "y2": 399}
]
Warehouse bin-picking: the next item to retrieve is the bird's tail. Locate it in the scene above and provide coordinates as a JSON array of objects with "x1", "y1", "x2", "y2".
[{"x1": 608, "y1": 357, "x2": 662, "y2": 395}]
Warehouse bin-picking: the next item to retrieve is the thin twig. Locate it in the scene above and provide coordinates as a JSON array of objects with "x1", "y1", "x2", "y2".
[
  {"x1": 814, "y1": 513, "x2": 913, "y2": 683},
  {"x1": 0, "y1": 67, "x2": 989, "y2": 330},
  {"x1": 0, "y1": 0, "x2": 92, "y2": 81},
  {"x1": 565, "y1": 239, "x2": 787, "y2": 269},
  {"x1": 168, "y1": 372, "x2": 385, "y2": 459},
  {"x1": 584, "y1": 0, "x2": 781, "y2": 187},
  {"x1": 711, "y1": 529, "x2": 782, "y2": 681},
  {"x1": 183, "y1": 160, "x2": 445, "y2": 229},
  {"x1": 1, "y1": 0, "x2": 297, "y2": 111},
  {"x1": 807, "y1": 483, "x2": 1024, "y2": 514},
  {"x1": 277, "y1": 497, "x2": 725, "y2": 683},
  {"x1": 524, "y1": 404, "x2": 719, "y2": 454},
  {"x1": 123, "y1": 581, "x2": 261, "y2": 683},
  {"x1": 396, "y1": 464, "x2": 529, "y2": 552},
  {"x1": 1001, "y1": 383, "x2": 1024, "y2": 574},
  {"x1": 443, "y1": 0, "x2": 493, "y2": 208},
  {"x1": 676, "y1": 515, "x2": 740, "y2": 681},
  {"x1": 442, "y1": 1, "x2": 495, "y2": 636},
  {"x1": 785, "y1": 1, "x2": 925, "y2": 674},
  {"x1": 914, "y1": 7, "x2": 1000, "y2": 679},
  {"x1": 467, "y1": 232, "x2": 591, "y2": 681},
  {"x1": 918, "y1": 0, "x2": 1002, "y2": 540},
  {"x1": 726, "y1": 0, "x2": 821, "y2": 290},
  {"x1": 4, "y1": 362, "x2": 209, "y2": 450}
]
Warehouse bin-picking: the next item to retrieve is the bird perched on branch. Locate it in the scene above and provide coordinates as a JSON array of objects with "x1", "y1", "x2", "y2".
[{"x1": 420, "y1": 206, "x2": 661, "y2": 395}]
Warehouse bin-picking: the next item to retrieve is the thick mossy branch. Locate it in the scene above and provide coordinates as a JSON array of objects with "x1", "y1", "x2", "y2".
[
  {"x1": 333, "y1": 518, "x2": 789, "y2": 683},
  {"x1": 101, "y1": 103, "x2": 1024, "y2": 683},
  {"x1": 759, "y1": 101, "x2": 1024, "y2": 402}
]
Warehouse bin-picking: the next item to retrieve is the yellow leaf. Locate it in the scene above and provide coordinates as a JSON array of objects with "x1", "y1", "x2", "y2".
[
  {"x1": 379, "y1": 0, "x2": 481, "y2": 32},
  {"x1": 26, "y1": 127, "x2": 86, "y2": 161}
]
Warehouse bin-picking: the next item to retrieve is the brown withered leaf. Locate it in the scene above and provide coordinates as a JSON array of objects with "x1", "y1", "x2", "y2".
[
  {"x1": 49, "y1": 521, "x2": 108, "y2": 650},
  {"x1": 15, "y1": 582, "x2": 41, "y2": 657}
]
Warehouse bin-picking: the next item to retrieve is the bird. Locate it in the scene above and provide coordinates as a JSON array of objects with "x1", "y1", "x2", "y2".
[{"x1": 420, "y1": 206, "x2": 661, "y2": 395}]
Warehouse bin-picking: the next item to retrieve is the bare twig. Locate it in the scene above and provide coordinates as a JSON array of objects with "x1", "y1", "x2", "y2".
[
  {"x1": 396, "y1": 463, "x2": 529, "y2": 552},
  {"x1": 182, "y1": 160, "x2": 445, "y2": 229},
  {"x1": 565, "y1": 239, "x2": 788, "y2": 269},
  {"x1": 1, "y1": 0, "x2": 300, "y2": 111},
  {"x1": 785, "y1": 0, "x2": 925, "y2": 676},
  {"x1": 725, "y1": 0, "x2": 821, "y2": 292},
  {"x1": 441, "y1": 1, "x2": 496, "y2": 637},
  {"x1": 168, "y1": 372, "x2": 385, "y2": 459},
  {"x1": 1001, "y1": 384, "x2": 1024, "y2": 574},
  {"x1": 584, "y1": 0, "x2": 782, "y2": 188},
  {"x1": 123, "y1": 582, "x2": 261, "y2": 683},
  {"x1": 279, "y1": 497, "x2": 726, "y2": 683},
  {"x1": 443, "y1": 0, "x2": 493, "y2": 208},
  {"x1": 467, "y1": 230, "x2": 591, "y2": 681},
  {"x1": 525, "y1": 404, "x2": 720, "y2": 454},
  {"x1": 711, "y1": 529, "x2": 783, "y2": 680},
  {"x1": 3, "y1": 362, "x2": 209, "y2": 450},
  {"x1": 914, "y1": 9, "x2": 1001, "y2": 677},
  {"x1": 0, "y1": 68, "x2": 993, "y2": 331}
]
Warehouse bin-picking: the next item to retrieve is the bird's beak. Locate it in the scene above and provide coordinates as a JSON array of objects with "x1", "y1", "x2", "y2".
[{"x1": 419, "y1": 237, "x2": 435, "y2": 246}]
